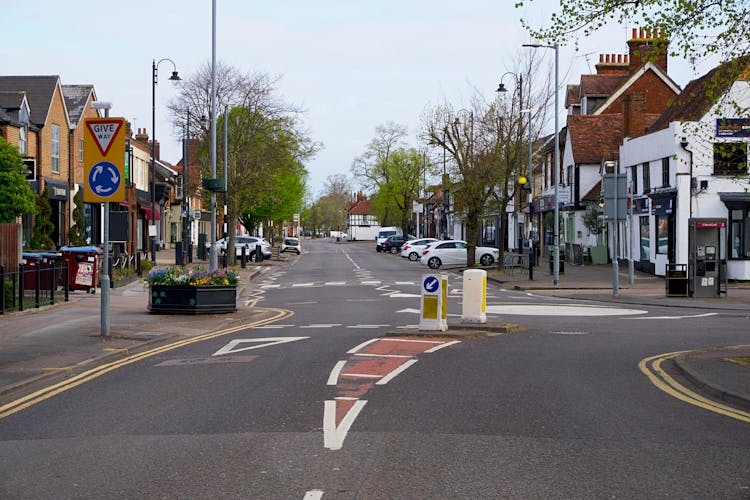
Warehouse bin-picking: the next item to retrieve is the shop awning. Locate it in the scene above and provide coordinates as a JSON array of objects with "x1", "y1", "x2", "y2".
[{"x1": 140, "y1": 206, "x2": 161, "y2": 221}]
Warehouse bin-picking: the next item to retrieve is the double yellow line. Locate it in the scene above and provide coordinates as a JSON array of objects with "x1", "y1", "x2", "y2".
[
  {"x1": 0, "y1": 307, "x2": 293, "y2": 420},
  {"x1": 639, "y1": 351, "x2": 750, "y2": 423}
]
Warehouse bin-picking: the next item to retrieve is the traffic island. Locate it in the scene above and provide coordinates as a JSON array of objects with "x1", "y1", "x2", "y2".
[{"x1": 387, "y1": 321, "x2": 524, "y2": 339}]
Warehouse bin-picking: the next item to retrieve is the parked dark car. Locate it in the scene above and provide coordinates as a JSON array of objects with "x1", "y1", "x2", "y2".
[{"x1": 381, "y1": 235, "x2": 407, "y2": 254}]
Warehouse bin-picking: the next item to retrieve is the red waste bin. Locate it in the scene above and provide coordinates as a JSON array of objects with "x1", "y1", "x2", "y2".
[
  {"x1": 59, "y1": 246, "x2": 102, "y2": 292},
  {"x1": 22, "y1": 252, "x2": 60, "y2": 290}
]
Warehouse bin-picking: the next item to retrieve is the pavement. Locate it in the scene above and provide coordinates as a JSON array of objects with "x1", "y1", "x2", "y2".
[{"x1": 1, "y1": 243, "x2": 748, "y2": 415}]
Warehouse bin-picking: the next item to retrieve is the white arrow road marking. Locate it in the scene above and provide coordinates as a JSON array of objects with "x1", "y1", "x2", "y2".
[
  {"x1": 304, "y1": 490, "x2": 324, "y2": 500},
  {"x1": 396, "y1": 308, "x2": 420, "y2": 314},
  {"x1": 324, "y1": 400, "x2": 367, "y2": 450},
  {"x1": 212, "y1": 337, "x2": 309, "y2": 356},
  {"x1": 632, "y1": 312, "x2": 718, "y2": 320}
]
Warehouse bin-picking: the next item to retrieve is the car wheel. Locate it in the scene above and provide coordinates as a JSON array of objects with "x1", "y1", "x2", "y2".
[
  {"x1": 376, "y1": 246, "x2": 381, "y2": 253},
  {"x1": 428, "y1": 257, "x2": 442, "y2": 269},
  {"x1": 408, "y1": 252, "x2": 419, "y2": 261},
  {"x1": 296, "y1": 250, "x2": 300, "y2": 254},
  {"x1": 390, "y1": 246, "x2": 399, "y2": 254},
  {"x1": 480, "y1": 254, "x2": 494, "y2": 266}
]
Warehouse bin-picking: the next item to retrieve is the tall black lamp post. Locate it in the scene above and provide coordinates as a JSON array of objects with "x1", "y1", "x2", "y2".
[{"x1": 151, "y1": 58, "x2": 180, "y2": 263}]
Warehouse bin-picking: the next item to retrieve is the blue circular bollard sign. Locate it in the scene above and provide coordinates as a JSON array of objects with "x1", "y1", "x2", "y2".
[{"x1": 423, "y1": 276, "x2": 440, "y2": 293}]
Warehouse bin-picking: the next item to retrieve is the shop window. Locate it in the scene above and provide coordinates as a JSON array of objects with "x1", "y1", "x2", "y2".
[
  {"x1": 714, "y1": 142, "x2": 748, "y2": 176},
  {"x1": 639, "y1": 216, "x2": 649, "y2": 260},
  {"x1": 656, "y1": 215, "x2": 669, "y2": 254},
  {"x1": 730, "y1": 208, "x2": 750, "y2": 259}
]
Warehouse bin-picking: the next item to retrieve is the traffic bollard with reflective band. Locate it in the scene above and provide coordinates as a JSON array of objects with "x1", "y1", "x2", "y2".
[
  {"x1": 419, "y1": 274, "x2": 448, "y2": 331},
  {"x1": 461, "y1": 269, "x2": 487, "y2": 323}
]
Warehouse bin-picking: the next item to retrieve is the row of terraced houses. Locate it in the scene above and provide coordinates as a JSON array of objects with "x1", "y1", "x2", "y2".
[
  {"x1": 348, "y1": 29, "x2": 750, "y2": 283},
  {"x1": 0, "y1": 75, "x2": 209, "y2": 259}
]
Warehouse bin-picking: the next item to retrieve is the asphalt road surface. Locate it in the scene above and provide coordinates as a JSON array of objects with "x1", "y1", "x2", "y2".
[{"x1": 0, "y1": 238, "x2": 748, "y2": 498}]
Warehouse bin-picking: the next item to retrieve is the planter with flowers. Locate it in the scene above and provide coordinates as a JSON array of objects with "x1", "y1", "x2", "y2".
[{"x1": 146, "y1": 267, "x2": 239, "y2": 314}]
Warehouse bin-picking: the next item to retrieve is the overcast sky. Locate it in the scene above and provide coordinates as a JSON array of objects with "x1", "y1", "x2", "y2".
[{"x1": 2, "y1": 0, "x2": 712, "y2": 197}]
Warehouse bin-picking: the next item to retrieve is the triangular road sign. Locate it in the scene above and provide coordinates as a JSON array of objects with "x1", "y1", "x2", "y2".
[
  {"x1": 85, "y1": 119, "x2": 124, "y2": 157},
  {"x1": 212, "y1": 337, "x2": 309, "y2": 356}
]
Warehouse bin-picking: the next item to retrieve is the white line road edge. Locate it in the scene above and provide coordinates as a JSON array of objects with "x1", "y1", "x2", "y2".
[
  {"x1": 376, "y1": 358, "x2": 418, "y2": 385},
  {"x1": 326, "y1": 360, "x2": 347, "y2": 385}
]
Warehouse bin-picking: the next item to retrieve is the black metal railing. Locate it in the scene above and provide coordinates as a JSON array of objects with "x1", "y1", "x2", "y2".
[{"x1": 1, "y1": 261, "x2": 70, "y2": 314}]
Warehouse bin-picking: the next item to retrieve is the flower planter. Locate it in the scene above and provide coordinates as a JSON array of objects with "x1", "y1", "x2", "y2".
[{"x1": 148, "y1": 284, "x2": 237, "y2": 314}]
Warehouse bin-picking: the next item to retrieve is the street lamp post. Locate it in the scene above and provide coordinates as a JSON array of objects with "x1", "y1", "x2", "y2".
[
  {"x1": 151, "y1": 58, "x2": 180, "y2": 264},
  {"x1": 496, "y1": 71, "x2": 534, "y2": 280},
  {"x1": 523, "y1": 42, "x2": 560, "y2": 286}
]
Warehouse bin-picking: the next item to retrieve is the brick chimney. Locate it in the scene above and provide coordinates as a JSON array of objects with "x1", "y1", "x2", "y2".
[
  {"x1": 595, "y1": 53, "x2": 630, "y2": 75},
  {"x1": 628, "y1": 28, "x2": 668, "y2": 73},
  {"x1": 134, "y1": 127, "x2": 149, "y2": 142},
  {"x1": 623, "y1": 92, "x2": 647, "y2": 138}
]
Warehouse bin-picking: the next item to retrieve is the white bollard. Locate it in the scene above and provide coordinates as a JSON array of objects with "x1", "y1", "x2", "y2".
[
  {"x1": 461, "y1": 269, "x2": 487, "y2": 323},
  {"x1": 419, "y1": 274, "x2": 448, "y2": 331}
]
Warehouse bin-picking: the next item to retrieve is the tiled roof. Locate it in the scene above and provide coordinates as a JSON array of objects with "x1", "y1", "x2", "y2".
[
  {"x1": 568, "y1": 114, "x2": 623, "y2": 163},
  {"x1": 347, "y1": 199, "x2": 371, "y2": 215},
  {"x1": 649, "y1": 56, "x2": 750, "y2": 132},
  {"x1": 566, "y1": 84, "x2": 580, "y2": 108},
  {"x1": 0, "y1": 91, "x2": 25, "y2": 110},
  {"x1": 0, "y1": 76, "x2": 60, "y2": 126},
  {"x1": 580, "y1": 74, "x2": 625, "y2": 96},
  {"x1": 62, "y1": 85, "x2": 94, "y2": 126},
  {"x1": 582, "y1": 181, "x2": 602, "y2": 202}
]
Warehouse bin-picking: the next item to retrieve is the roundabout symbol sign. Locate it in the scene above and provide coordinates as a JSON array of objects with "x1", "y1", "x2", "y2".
[
  {"x1": 83, "y1": 117, "x2": 125, "y2": 203},
  {"x1": 89, "y1": 161, "x2": 121, "y2": 197}
]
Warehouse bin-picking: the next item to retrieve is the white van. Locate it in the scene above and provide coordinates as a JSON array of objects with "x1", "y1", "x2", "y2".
[{"x1": 376, "y1": 227, "x2": 400, "y2": 252}]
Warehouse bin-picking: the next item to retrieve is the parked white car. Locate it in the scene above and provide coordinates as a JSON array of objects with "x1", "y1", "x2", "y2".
[
  {"x1": 281, "y1": 237, "x2": 301, "y2": 254},
  {"x1": 400, "y1": 238, "x2": 438, "y2": 261},
  {"x1": 419, "y1": 240, "x2": 499, "y2": 269},
  {"x1": 207, "y1": 236, "x2": 272, "y2": 259}
]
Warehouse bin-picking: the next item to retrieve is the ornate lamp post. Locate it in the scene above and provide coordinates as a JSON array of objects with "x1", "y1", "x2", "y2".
[{"x1": 151, "y1": 58, "x2": 180, "y2": 264}]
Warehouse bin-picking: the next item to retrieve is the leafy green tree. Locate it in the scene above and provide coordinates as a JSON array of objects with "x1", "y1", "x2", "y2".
[
  {"x1": 169, "y1": 63, "x2": 317, "y2": 254},
  {"x1": 68, "y1": 189, "x2": 87, "y2": 245},
  {"x1": 518, "y1": 0, "x2": 749, "y2": 63},
  {"x1": 0, "y1": 136, "x2": 36, "y2": 224},
  {"x1": 29, "y1": 186, "x2": 55, "y2": 249}
]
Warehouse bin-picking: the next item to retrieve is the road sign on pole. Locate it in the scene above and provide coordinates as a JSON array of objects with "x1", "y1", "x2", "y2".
[{"x1": 84, "y1": 118, "x2": 126, "y2": 203}]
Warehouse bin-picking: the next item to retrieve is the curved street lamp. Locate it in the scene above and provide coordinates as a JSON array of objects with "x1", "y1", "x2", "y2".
[{"x1": 151, "y1": 58, "x2": 181, "y2": 263}]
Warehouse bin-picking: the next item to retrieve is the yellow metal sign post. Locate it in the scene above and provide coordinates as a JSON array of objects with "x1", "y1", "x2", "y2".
[{"x1": 83, "y1": 116, "x2": 126, "y2": 338}]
